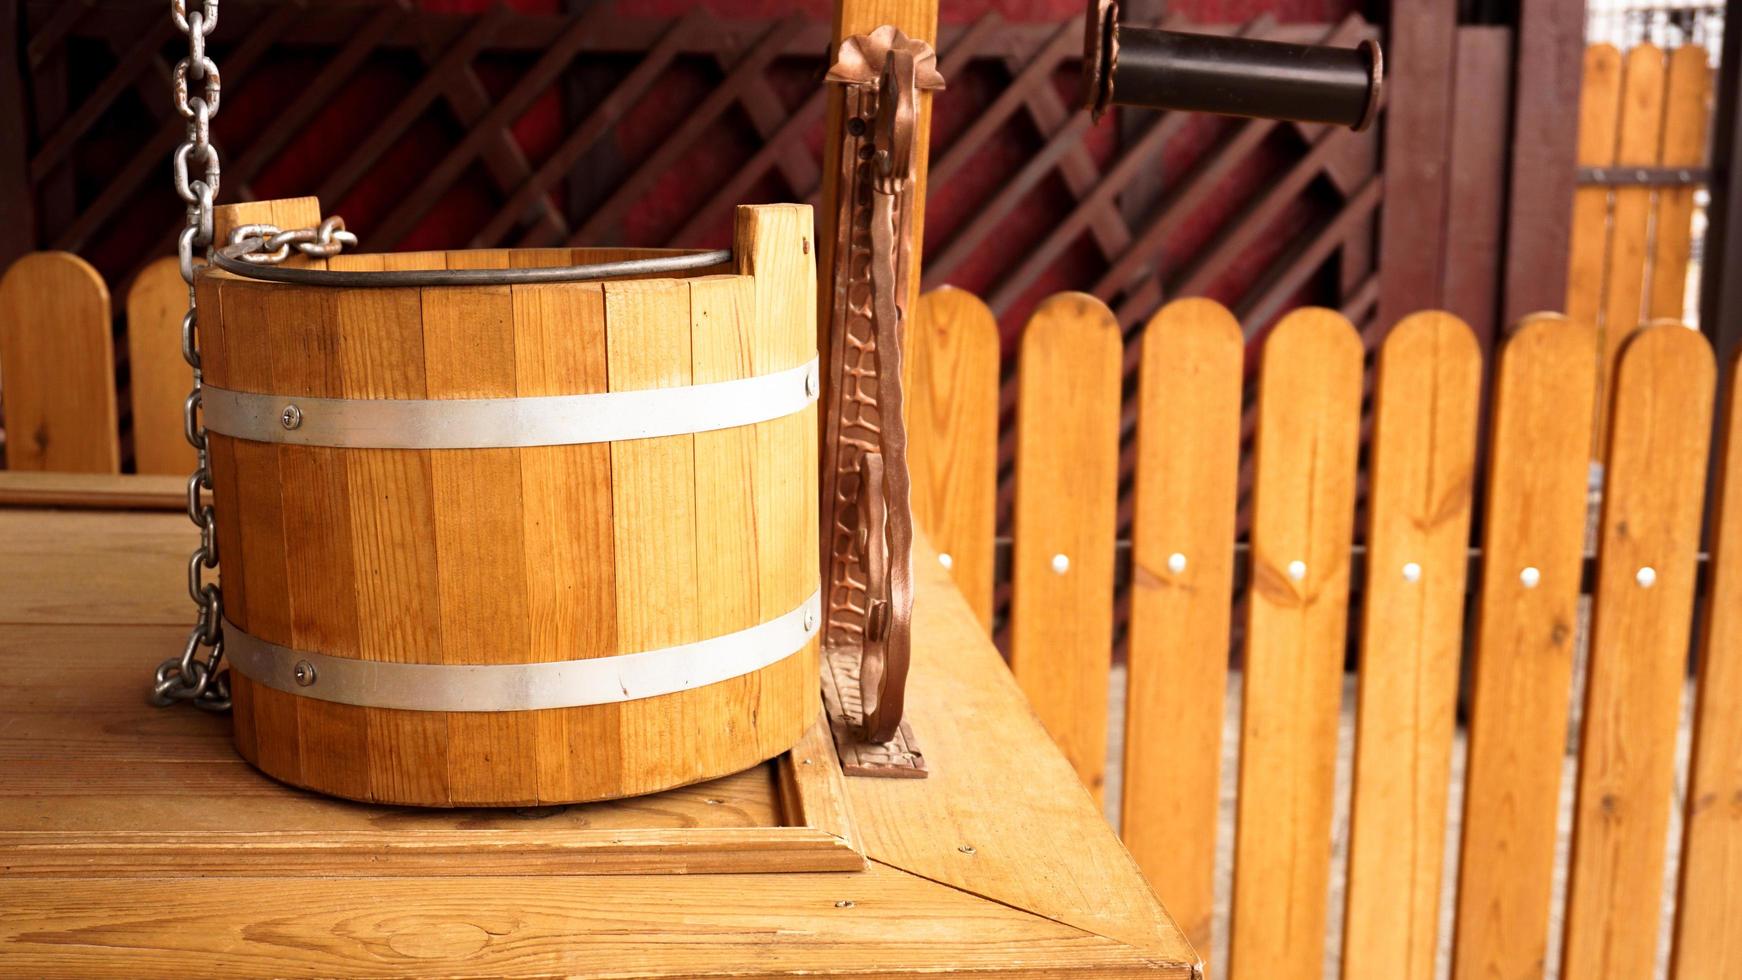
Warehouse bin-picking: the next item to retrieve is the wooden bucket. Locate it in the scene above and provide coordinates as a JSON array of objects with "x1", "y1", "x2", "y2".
[{"x1": 197, "y1": 202, "x2": 820, "y2": 806}]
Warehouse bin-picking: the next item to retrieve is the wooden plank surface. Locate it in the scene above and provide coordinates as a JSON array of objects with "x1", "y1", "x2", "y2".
[
  {"x1": 1673, "y1": 347, "x2": 1742, "y2": 978},
  {"x1": 1648, "y1": 45, "x2": 1713, "y2": 322},
  {"x1": 1565, "y1": 43, "x2": 1623, "y2": 352},
  {"x1": 1502, "y1": 0, "x2": 1585, "y2": 326},
  {"x1": 332, "y1": 249, "x2": 451, "y2": 807},
  {"x1": 1375, "y1": 0, "x2": 1456, "y2": 329},
  {"x1": 0, "y1": 251, "x2": 117, "y2": 472},
  {"x1": 124, "y1": 256, "x2": 197, "y2": 475},
  {"x1": 509, "y1": 268, "x2": 619, "y2": 805},
  {"x1": 0, "y1": 510, "x2": 1196, "y2": 977},
  {"x1": 0, "y1": 471, "x2": 183, "y2": 509},
  {"x1": 1121, "y1": 297, "x2": 1243, "y2": 963},
  {"x1": 1008, "y1": 291, "x2": 1122, "y2": 803},
  {"x1": 606, "y1": 278, "x2": 703, "y2": 799},
  {"x1": 0, "y1": 863, "x2": 1179, "y2": 979},
  {"x1": 1452, "y1": 313, "x2": 1598, "y2": 980},
  {"x1": 425, "y1": 254, "x2": 537, "y2": 806},
  {"x1": 1227, "y1": 307, "x2": 1364, "y2": 980},
  {"x1": 1342, "y1": 312, "x2": 1481, "y2": 980},
  {"x1": 1562, "y1": 324, "x2": 1714, "y2": 979},
  {"x1": 905, "y1": 286, "x2": 999, "y2": 630},
  {"x1": 1597, "y1": 45, "x2": 1667, "y2": 456}
]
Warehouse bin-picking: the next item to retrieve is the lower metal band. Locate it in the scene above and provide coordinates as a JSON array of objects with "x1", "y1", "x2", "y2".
[
  {"x1": 204, "y1": 357, "x2": 819, "y2": 448},
  {"x1": 225, "y1": 590, "x2": 821, "y2": 712}
]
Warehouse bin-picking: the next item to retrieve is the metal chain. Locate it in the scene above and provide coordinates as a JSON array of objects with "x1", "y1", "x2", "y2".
[{"x1": 151, "y1": 0, "x2": 354, "y2": 711}]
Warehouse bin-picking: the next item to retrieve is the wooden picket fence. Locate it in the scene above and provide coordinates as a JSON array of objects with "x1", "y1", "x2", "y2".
[
  {"x1": 906, "y1": 286, "x2": 1742, "y2": 979},
  {"x1": 0, "y1": 252, "x2": 190, "y2": 474},
  {"x1": 1567, "y1": 41, "x2": 1713, "y2": 457}
]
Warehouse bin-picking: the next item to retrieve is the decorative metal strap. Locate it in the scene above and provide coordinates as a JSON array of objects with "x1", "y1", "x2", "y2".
[
  {"x1": 226, "y1": 591, "x2": 821, "y2": 712},
  {"x1": 202, "y1": 357, "x2": 820, "y2": 449},
  {"x1": 820, "y1": 27, "x2": 943, "y2": 744}
]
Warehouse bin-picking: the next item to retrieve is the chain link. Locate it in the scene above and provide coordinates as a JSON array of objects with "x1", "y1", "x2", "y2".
[{"x1": 151, "y1": 0, "x2": 354, "y2": 712}]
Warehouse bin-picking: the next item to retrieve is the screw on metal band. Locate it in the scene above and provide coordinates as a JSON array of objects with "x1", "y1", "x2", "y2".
[
  {"x1": 201, "y1": 357, "x2": 821, "y2": 449},
  {"x1": 224, "y1": 590, "x2": 823, "y2": 712}
]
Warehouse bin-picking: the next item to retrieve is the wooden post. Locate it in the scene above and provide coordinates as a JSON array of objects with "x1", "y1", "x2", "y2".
[
  {"x1": 0, "y1": 0, "x2": 33, "y2": 270},
  {"x1": 817, "y1": 0, "x2": 940, "y2": 399},
  {"x1": 1502, "y1": 0, "x2": 1587, "y2": 329},
  {"x1": 1376, "y1": 0, "x2": 1457, "y2": 329},
  {"x1": 1704, "y1": 0, "x2": 1742, "y2": 363}
]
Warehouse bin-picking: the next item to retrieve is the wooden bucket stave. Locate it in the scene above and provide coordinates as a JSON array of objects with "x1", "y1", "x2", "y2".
[{"x1": 199, "y1": 204, "x2": 819, "y2": 806}]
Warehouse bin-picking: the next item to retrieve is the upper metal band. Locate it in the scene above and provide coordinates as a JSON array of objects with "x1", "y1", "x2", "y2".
[
  {"x1": 225, "y1": 590, "x2": 821, "y2": 712},
  {"x1": 203, "y1": 357, "x2": 819, "y2": 448}
]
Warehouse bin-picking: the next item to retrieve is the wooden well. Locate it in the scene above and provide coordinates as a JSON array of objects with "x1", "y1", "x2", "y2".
[{"x1": 197, "y1": 201, "x2": 820, "y2": 806}]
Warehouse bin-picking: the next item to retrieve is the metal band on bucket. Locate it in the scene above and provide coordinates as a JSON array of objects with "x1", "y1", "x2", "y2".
[
  {"x1": 202, "y1": 357, "x2": 819, "y2": 449},
  {"x1": 224, "y1": 590, "x2": 821, "y2": 712}
]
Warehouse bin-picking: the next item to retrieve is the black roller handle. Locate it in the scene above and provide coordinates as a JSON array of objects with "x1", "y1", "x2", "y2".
[{"x1": 1081, "y1": 0, "x2": 1382, "y2": 130}]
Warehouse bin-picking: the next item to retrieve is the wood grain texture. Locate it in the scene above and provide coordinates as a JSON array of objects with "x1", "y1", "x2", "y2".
[
  {"x1": 0, "y1": 251, "x2": 117, "y2": 472},
  {"x1": 1452, "y1": 314, "x2": 1599, "y2": 980},
  {"x1": 1565, "y1": 43, "x2": 1622, "y2": 358},
  {"x1": 0, "y1": 471, "x2": 183, "y2": 509},
  {"x1": 1342, "y1": 312, "x2": 1481, "y2": 980},
  {"x1": 733, "y1": 202, "x2": 822, "y2": 775},
  {"x1": 1563, "y1": 324, "x2": 1714, "y2": 980},
  {"x1": 1648, "y1": 45, "x2": 1713, "y2": 322},
  {"x1": 1227, "y1": 308, "x2": 1364, "y2": 980},
  {"x1": 203, "y1": 206, "x2": 816, "y2": 806},
  {"x1": 125, "y1": 256, "x2": 197, "y2": 474},
  {"x1": 0, "y1": 619, "x2": 855, "y2": 878},
  {"x1": 1673, "y1": 347, "x2": 1742, "y2": 979},
  {"x1": 0, "y1": 864, "x2": 1185, "y2": 979},
  {"x1": 1597, "y1": 45, "x2": 1667, "y2": 457},
  {"x1": 426, "y1": 251, "x2": 538, "y2": 806},
  {"x1": 905, "y1": 286, "x2": 998, "y2": 630},
  {"x1": 1009, "y1": 292, "x2": 1122, "y2": 803},
  {"x1": 0, "y1": 509, "x2": 1197, "y2": 978},
  {"x1": 1121, "y1": 297, "x2": 1243, "y2": 963}
]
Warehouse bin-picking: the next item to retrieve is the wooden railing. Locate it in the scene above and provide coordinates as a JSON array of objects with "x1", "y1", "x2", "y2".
[{"x1": 906, "y1": 285, "x2": 1741, "y2": 979}]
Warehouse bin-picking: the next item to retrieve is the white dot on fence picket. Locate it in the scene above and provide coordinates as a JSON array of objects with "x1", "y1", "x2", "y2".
[
  {"x1": 938, "y1": 552, "x2": 954, "y2": 570},
  {"x1": 1168, "y1": 552, "x2": 1187, "y2": 575},
  {"x1": 1636, "y1": 566, "x2": 1657, "y2": 588},
  {"x1": 1051, "y1": 553, "x2": 1070, "y2": 575},
  {"x1": 1520, "y1": 566, "x2": 1542, "y2": 589},
  {"x1": 1287, "y1": 560, "x2": 1307, "y2": 582},
  {"x1": 1402, "y1": 561, "x2": 1422, "y2": 583}
]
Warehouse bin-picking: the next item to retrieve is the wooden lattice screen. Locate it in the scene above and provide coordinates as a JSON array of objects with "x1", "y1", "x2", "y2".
[{"x1": 6, "y1": 0, "x2": 1383, "y2": 500}]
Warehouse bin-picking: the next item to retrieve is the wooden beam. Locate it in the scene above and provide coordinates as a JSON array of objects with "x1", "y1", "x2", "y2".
[
  {"x1": 1705, "y1": 0, "x2": 1742, "y2": 362},
  {"x1": 819, "y1": 0, "x2": 940, "y2": 359},
  {"x1": 1441, "y1": 26, "x2": 1514, "y2": 353},
  {"x1": 0, "y1": 0, "x2": 32, "y2": 269},
  {"x1": 1502, "y1": 0, "x2": 1585, "y2": 327},
  {"x1": 1377, "y1": 0, "x2": 1457, "y2": 330}
]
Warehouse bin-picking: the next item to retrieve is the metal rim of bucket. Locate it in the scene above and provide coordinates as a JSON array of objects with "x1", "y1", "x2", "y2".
[{"x1": 210, "y1": 239, "x2": 735, "y2": 288}]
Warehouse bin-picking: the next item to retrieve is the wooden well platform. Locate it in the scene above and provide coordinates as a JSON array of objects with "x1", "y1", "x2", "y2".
[{"x1": 0, "y1": 475, "x2": 1197, "y2": 978}]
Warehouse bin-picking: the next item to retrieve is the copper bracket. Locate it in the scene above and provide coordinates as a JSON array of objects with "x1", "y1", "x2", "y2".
[{"x1": 820, "y1": 26, "x2": 943, "y2": 762}]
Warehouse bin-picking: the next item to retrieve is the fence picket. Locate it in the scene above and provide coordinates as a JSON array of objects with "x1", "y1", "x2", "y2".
[
  {"x1": 1451, "y1": 314, "x2": 1598, "y2": 980},
  {"x1": 126, "y1": 256, "x2": 198, "y2": 475},
  {"x1": 1563, "y1": 324, "x2": 1714, "y2": 979},
  {"x1": 1009, "y1": 292, "x2": 1121, "y2": 803},
  {"x1": 1122, "y1": 298, "x2": 1243, "y2": 963},
  {"x1": 1672, "y1": 347, "x2": 1742, "y2": 979},
  {"x1": 1228, "y1": 308, "x2": 1363, "y2": 980},
  {"x1": 907, "y1": 286, "x2": 999, "y2": 630},
  {"x1": 0, "y1": 252, "x2": 117, "y2": 472},
  {"x1": 1564, "y1": 43, "x2": 1622, "y2": 359},
  {"x1": 1648, "y1": 46, "x2": 1712, "y2": 322},
  {"x1": 1596, "y1": 45, "x2": 1667, "y2": 457},
  {"x1": 1342, "y1": 312, "x2": 1481, "y2": 980}
]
